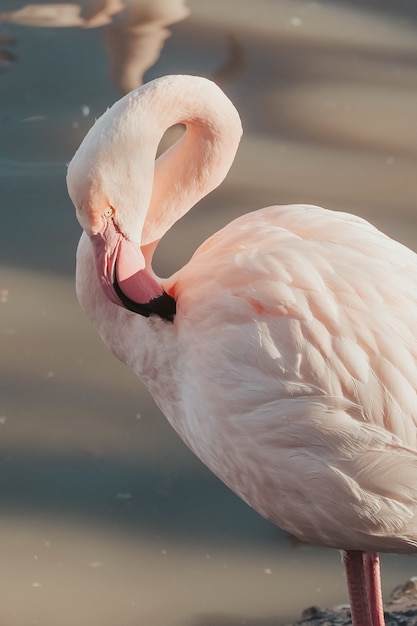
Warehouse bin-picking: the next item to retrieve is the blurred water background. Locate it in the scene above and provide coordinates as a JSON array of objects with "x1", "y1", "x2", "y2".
[{"x1": 1, "y1": 1, "x2": 417, "y2": 625}]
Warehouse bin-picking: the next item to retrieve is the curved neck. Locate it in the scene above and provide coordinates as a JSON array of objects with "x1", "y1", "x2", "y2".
[
  {"x1": 68, "y1": 75, "x2": 242, "y2": 261},
  {"x1": 141, "y1": 77, "x2": 242, "y2": 246}
]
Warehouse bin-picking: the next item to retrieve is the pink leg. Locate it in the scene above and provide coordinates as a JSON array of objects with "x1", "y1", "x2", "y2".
[
  {"x1": 342, "y1": 550, "x2": 372, "y2": 626},
  {"x1": 363, "y1": 552, "x2": 385, "y2": 626}
]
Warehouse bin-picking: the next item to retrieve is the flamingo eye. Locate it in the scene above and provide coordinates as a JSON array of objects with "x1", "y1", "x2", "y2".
[{"x1": 103, "y1": 207, "x2": 114, "y2": 218}]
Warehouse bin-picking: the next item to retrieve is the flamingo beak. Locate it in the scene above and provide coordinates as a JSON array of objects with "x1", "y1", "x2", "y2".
[
  {"x1": 89, "y1": 218, "x2": 175, "y2": 320},
  {"x1": 89, "y1": 219, "x2": 126, "y2": 307}
]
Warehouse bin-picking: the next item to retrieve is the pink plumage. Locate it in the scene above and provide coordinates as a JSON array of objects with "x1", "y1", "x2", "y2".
[{"x1": 67, "y1": 74, "x2": 417, "y2": 626}]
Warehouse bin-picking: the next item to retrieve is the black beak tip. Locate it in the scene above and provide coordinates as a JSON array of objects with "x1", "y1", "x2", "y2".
[{"x1": 113, "y1": 276, "x2": 176, "y2": 322}]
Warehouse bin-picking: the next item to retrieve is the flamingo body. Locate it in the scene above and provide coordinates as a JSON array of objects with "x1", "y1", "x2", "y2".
[{"x1": 68, "y1": 75, "x2": 417, "y2": 625}]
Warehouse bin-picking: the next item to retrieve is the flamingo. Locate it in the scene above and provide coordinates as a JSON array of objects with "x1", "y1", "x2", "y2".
[{"x1": 66, "y1": 74, "x2": 417, "y2": 626}]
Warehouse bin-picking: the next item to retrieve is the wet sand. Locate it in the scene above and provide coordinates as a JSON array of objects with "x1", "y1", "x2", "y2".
[{"x1": 1, "y1": 1, "x2": 417, "y2": 625}]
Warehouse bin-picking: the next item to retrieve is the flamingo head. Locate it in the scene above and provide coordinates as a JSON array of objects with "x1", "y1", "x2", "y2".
[{"x1": 66, "y1": 91, "x2": 176, "y2": 322}]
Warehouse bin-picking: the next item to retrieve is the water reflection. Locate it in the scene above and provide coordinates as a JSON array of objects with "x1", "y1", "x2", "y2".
[
  {"x1": 0, "y1": 1, "x2": 125, "y2": 28},
  {"x1": 1, "y1": 1, "x2": 417, "y2": 626},
  {"x1": 103, "y1": 0, "x2": 189, "y2": 92},
  {"x1": 0, "y1": 32, "x2": 16, "y2": 70},
  {"x1": 0, "y1": 0, "x2": 189, "y2": 91}
]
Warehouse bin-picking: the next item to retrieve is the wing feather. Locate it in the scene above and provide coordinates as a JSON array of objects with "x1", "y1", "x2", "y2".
[{"x1": 177, "y1": 204, "x2": 417, "y2": 445}]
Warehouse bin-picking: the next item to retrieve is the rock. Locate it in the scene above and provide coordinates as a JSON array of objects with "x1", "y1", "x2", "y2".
[{"x1": 292, "y1": 579, "x2": 417, "y2": 626}]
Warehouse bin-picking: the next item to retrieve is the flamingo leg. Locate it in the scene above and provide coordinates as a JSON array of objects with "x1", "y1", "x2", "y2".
[
  {"x1": 363, "y1": 552, "x2": 385, "y2": 626},
  {"x1": 342, "y1": 550, "x2": 373, "y2": 626}
]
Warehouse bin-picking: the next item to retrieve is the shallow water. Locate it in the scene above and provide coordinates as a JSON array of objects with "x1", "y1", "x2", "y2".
[{"x1": 1, "y1": 1, "x2": 417, "y2": 625}]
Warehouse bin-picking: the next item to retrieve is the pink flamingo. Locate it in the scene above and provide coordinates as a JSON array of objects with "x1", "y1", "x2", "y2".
[{"x1": 67, "y1": 75, "x2": 417, "y2": 626}]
